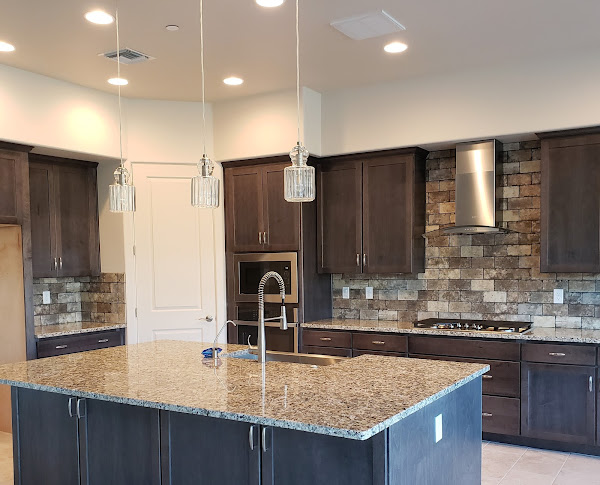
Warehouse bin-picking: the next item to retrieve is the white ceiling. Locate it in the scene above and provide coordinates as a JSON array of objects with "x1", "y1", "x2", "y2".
[{"x1": 1, "y1": 0, "x2": 600, "y2": 102}]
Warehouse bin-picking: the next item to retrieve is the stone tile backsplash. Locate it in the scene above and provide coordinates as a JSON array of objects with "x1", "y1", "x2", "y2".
[
  {"x1": 33, "y1": 273, "x2": 125, "y2": 326},
  {"x1": 332, "y1": 141, "x2": 600, "y2": 329}
]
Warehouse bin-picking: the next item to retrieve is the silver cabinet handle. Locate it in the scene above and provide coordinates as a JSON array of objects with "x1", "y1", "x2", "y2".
[
  {"x1": 98, "y1": 339, "x2": 109, "y2": 344},
  {"x1": 372, "y1": 341, "x2": 386, "y2": 345},
  {"x1": 319, "y1": 337, "x2": 332, "y2": 341},
  {"x1": 59, "y1": 257, "x2": 63, "y2": 270},
  {"x1": 263, "y1": 232, "x2": 267, "y2": 244},
  {"x1": 483, "y1": 375, "x2": 493, "y2": 380},
  {"x1": 590, "y1": 376, "x2": 594, "y2": 393},
  {"x1": 482, "y1": 413, "x2": 493, "y2": 418},
  {"x1": 262, "y1": 427, "x2": 268, "y2": 453},
  {"x1": 55, "y1": 345, "x2": 68, "y2": 349},
  {"x1": 68, "y1": 397, "x2": 75, "y2": 418},
  {"x1": 259, "y1": 232, "x2": 262, "y2": 244},
  {"x1": 53, "y1": 257, "x2": 58, "y2": 270},
  {"x1": 356, "y1": 254, "x2": 360, "y2": 266},
  {"x1": 76, "y1": 399, "x2": 86, "y2": 419},
  {"x1": 549, "y1": 352, "x2": 566, "y2": 357},
  {"x1": 363, "y1": 254, "x2": 367, "y2": 266},
  {"x1": 249, "y1": 425, "x2": 255, "y2": 451}
]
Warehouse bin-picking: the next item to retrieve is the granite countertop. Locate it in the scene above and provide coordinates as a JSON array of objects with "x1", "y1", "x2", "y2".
[
  {"x1": 35, "y1": 322, "x2": 127, "y2": 340},
  {"x1": 303, "y1": 319, "x2": 600, "y2": 344},
  {"x1": 0, "y1": 341, "x2": 487, "y2": 440}
]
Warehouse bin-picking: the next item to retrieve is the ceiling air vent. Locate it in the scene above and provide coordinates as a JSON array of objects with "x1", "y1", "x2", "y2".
[
  {"x1": 330, "y1": 10, "x2": 406, "y2": 41},
  {"x1": 101, "y1": 48, "x2": 154, "y2": 65}
]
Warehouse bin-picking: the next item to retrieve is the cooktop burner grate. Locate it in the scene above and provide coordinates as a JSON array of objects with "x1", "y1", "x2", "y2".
[{"x1": 415, "y1": 318, "x2": 531, "y2": 334}]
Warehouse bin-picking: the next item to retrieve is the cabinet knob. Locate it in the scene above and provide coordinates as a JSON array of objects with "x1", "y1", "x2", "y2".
[
  {"x1": 372, "y1": 340, "x2": 386, "y2": 345},
  {"x1": 319, "y1": 337, "x2": 332, "y2": 342},
  {"x1": 55, "y1": 345, "x2": 68, "y2": 350},
  {"x1": 98, "y1": 339, "x2": 109, "y2": 344},
  {"x1": 549, "y1": 352, "x2": 566, "y2": 357},
  {"x1": 483, "y1": 375, "x2": 493, "y2": 380},
  {"x1": 482, "y1": 412, "x2": 493, "y2": 418}
]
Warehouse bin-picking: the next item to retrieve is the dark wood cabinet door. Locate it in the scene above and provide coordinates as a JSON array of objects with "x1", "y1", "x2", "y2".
[
  {"x1": 0, "y1": 149, "x2": 28, "y2": 224},
  {"x1": 29, "y1": 163, "x2": 57, "y2": 277},
  {"x1": 225, "y1": 166, "x2": 264, "y2": 252},
  {"x1": 521, "y1": 362, "x2": 596, "y2": 444},
  {"x1": 54, "y1": 163, "x2": 100, "y2": 277},
  {"x1": 541, "y1": 136, "x2": 600, "y2": 272},
  {"x1": 79, "y1": 398, "x2": 160, "y2": 485},
  {"x1": 317, "y1": 161, "x2": 362, "y2": 273},
  {"x1": 161, "y1": 411, "x2": 259, "y2": 485},
  {"x1": 363, "y1": 155, "x2": 417, "y2": 273},
  {"x1": 13, "y1": 388, "x2": 80, "y2": 485},
  {"x1": 262, "y1": 164, "x2": 301, "y2": 251}
]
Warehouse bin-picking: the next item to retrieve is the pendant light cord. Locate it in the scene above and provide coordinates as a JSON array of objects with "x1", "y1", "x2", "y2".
[
  {"x1": 116, "y1": 7, "x2": 124, "y2": 169},
  {"x1": 296, "y1": 0, "x2": 300, "y2": 145},
  {"x1": 200, "y1": 0, "x2": 207, "y2": 156}
]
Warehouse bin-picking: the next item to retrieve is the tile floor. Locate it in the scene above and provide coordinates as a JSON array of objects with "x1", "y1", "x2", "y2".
[{"x1": 0, "y1": 432, "x2": 599, "y2": 484}]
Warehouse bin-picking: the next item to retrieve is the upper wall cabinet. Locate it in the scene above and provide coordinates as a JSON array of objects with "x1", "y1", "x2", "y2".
[
  {"x1": 0, "y1": 146, "x2": 29, "y2": 225},
  {"x1": 317, "y1": 149, "x2": 427, "y2": 274},
  {"x1": 225, "y1": 162, "x2": 300, "y2": 252},
  {"x1": 29, "y1": 156, "x2": 100, "y2": 278},
  {"x1": 540, "y1": 130, "x2": 600, "y2": 273}
]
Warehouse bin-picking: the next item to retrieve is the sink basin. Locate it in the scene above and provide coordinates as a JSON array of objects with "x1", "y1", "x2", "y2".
[{"x1": 226, "y1": 350, "x2": 345, "y2": 366}]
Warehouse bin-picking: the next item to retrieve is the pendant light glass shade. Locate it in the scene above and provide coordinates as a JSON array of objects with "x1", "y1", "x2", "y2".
[
  {"x1": 109, "y1": 166, "x2": 136, "y2": 212},
  {"x1": 191, "y1": 156, "x2": 220, "y2": 208},
  {"x1": 284, "y1": 142, "x2": 314, "y2": 202}
]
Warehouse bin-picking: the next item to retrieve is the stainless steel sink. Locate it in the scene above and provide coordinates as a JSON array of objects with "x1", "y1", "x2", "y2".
[{"x1": 226, "y1": 350, "x2": 345, "y2": 366}]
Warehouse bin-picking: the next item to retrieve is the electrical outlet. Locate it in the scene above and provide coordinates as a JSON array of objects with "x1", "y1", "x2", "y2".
[
  {"x1": 554, "y1": 289, "x2": 564, "y2": 304},
  {"x1": 365, "y1": 286, "x2": 374, "y2": 300},
  {"x1": 435, "y1": 414, "x2": 443, "y2": 443},
  {"x1": 42, "y1": 291, "x2": 51, "y2": 304},
  {"x1": 342, "y1": 287, "x2": 350, "y2": 299}
]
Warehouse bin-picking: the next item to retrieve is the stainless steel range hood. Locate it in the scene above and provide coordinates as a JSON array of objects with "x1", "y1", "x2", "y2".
[{"x1": 425, "y1": 140, "x2": 510, "y2": 237}]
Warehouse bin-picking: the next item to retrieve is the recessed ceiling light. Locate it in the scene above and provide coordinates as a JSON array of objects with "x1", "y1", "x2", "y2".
[
  {"x1": 85, "y1": 10, "x2": 114, "y2": 25},
  {"x1": 108, "y1": 78, "x2": 128, "y2": 86},
  {"x1": 165, "y1": 25, "x2": 180, "y2": 32},
  {"x1": 256, "y1": 0, "x2": 284, "y2": 7},
  {"x1": 384, "y1": 42, "x2": 408, "y2": 54},
  {"x1": 223, "y1": 77, "x2": 244, "y2": 86},
  {"x1": 0, "y1": 41, "x2": 15, "y2": 52}
]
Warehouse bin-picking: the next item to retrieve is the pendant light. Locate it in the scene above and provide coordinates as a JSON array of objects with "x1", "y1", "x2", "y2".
[
  {"x1": 284, "y1": 0, "x2": 315, "y2": 203},
  {"x1": 191, "y1": 0, "x2": 220, "y2": 209},
  {"x1": 109, "y1": 7, "x2": 136, "y2": 213}
]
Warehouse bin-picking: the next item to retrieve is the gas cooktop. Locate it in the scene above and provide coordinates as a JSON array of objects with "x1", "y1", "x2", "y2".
[{"x1": 415, "y1": 318, "x2": 531, "y2": 334}]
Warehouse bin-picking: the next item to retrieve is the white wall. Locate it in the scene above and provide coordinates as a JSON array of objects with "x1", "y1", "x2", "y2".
[{"x1": 321, "y1": 50, "x2": 600, "y2": 155}]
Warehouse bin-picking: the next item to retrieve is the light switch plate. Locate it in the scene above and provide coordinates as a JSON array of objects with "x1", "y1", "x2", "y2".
[
  {"x1": 554, "y1": 289, "x2": 564, "y2": 304},
  {"x1": 435, "y1": 414, "x2": 443, "y2": 443},
  {"x1": 365, "y1": 287, "x2": 374, "y2": 300},
  {"x1": 342, "y1": 287, "x2": 350, "y2": 299},
  {"x1": 42, "y1": 291, "x2": 51, "y2": 304}
]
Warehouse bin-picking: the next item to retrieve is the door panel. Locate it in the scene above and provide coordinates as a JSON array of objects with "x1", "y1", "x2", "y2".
[
  {"x1": 0, "y1": 155, "x2": 18, "y2": 223},
  {"x1": 15, "y1": 388, "x2": 80, "y2": 485},
  {"x1": 521, "y1": 362, "x2": 596, "y2": 444},
  {"x1": 29, "y1": 163, "x2": 56, "y2": 277},
  {"x1": 80, "y1": 399, "x2": 160, "y2": 485},
  {"x1": 262, "y1": 164, "x2": 301, "y2": 251},
  {"x1": 225, "y1": 166, "x2": 264, "y2": 252},
  {"x1": 133, "y1": 163, "x2": 218, "y2": 343},
  {"x1": 55, "y1": 164, "x2": 96, "y2": 277},
  {"x1": 363, "y1": 156, "x2": 413, "y2": 273},
  {"x1": 317, "y1": 161, "x2": 362, "y2": 273}
]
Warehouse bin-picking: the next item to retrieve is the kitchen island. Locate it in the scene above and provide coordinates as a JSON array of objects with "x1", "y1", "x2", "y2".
[{"x1": 0, "y1": 341, "x2": 487, "y2": 485}]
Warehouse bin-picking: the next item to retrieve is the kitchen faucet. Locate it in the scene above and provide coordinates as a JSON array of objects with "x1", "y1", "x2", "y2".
[{"x1": 257, "y1": 271, "x2": 287, "y2": 364}]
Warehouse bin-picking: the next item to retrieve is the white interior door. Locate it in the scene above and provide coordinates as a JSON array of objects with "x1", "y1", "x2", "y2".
[{"x1": 131, "y1": 163, "x2": 220, "y2": 344}]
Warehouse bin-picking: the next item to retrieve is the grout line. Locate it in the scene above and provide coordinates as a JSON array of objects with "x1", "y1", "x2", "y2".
[
  {"x1": 496, "y1": 445, "x2": 529, "y2": 484},
  {"x1": 550, "y1": 452, "x2": 571, "y2": 485}
]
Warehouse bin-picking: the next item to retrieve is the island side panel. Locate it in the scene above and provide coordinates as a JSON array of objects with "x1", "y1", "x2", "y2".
[{"x1": 388, "y1": 377, "x2": 482, "y2": 485}]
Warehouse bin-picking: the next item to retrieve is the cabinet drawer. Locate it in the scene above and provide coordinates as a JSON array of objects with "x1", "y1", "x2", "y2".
[
  {"x1": 302, "y1": 330, "x2": 352, "y2": 348},
  {"x1": 410, "y1": 354, "x2": 520, "y2": 398},
  {"x1": 352, "y1": 333, "x2": 407, "y2": 353},
  {"x1": 37, "y1": 330, "x2": 124, "y2": 358},
  {"x1": 408, "y1": 336, "x2": 520, "y2": 361},
  {"x1": 482, "y1": 396, "x2": 520, "y2": 436},
  {"x1": 352, "y1": 349, "x2": 405, "y2": 358},
  {"x1": 522, "y1": 343, "x2": 596, "y2": 366},
  {"x1": 302, "y1": 345, "x2": 352, "y2": 357}
]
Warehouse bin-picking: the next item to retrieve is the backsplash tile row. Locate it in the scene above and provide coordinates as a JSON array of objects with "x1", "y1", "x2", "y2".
[
  {"x1": 33, "y1": 273, "x2": 125, "y2": 326},
  {"x1": 332, "y1": 141, "x2": 600, "y2": 329}
]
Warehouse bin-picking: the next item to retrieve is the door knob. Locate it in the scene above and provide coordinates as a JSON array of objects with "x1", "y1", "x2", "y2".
[{"x1": 206, "y1": 315, "x2": 214, "y2": 322}]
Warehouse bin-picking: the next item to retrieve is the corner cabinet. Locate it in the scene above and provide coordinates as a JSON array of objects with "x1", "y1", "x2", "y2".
[
  {"x1": 317, "y1": 149, "x2": 427, "y2": 274},
  {"x1": 225, "y1": 162, "x2": 300, "y2": 252},
  {"x1": 29, "y1": 156, "x2": 100, "y2": 278},
  {"x1": 539, "y1": 129, "x2": 600, "y2": 272}
]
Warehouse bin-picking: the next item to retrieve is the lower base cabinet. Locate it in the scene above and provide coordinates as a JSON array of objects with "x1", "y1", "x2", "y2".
[{"x1": 521, "y1": 362, "x2": 596, "y2": 445}]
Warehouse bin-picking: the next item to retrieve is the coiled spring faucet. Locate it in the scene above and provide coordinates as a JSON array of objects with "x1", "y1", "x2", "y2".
[{"x1": 258, "y1": 271, "x2": 287, "y2": 364}]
